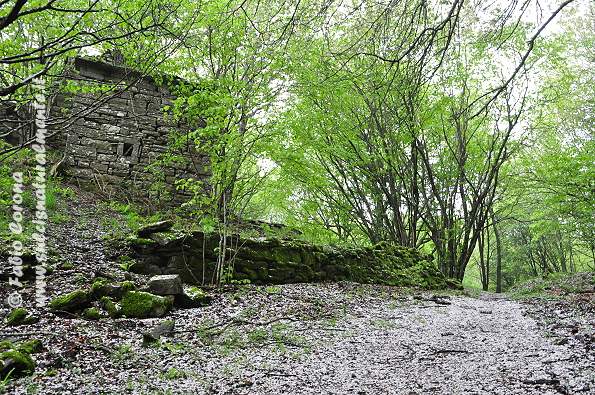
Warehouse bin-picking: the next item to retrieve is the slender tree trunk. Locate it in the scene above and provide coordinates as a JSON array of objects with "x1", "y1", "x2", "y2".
[
  {"x1": 491, "y1": 209, "x2": 503, "y2": 293},
  {"x1": 478, "y1": 228, "x2": 487, "y2": 291}
]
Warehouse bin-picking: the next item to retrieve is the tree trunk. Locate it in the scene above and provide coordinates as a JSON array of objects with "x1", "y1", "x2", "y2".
[{"x1": 491, "y1": 209, "x2": 503, "y2": 293}]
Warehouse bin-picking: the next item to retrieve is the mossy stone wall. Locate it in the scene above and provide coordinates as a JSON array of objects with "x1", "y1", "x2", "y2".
[{"x1": 129, "y1": 231, "x2": 457, "y2": 289}]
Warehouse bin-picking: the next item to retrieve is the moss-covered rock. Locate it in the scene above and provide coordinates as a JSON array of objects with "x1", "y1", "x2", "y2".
[
  {"x1": 83, "y1": 307, "x2": 101, "y2": 320},
  {"x1": 0, "y1": 349, "x2": 35, "y2": 379},
  {"x1": 5, "y1": 308, "x2": 27, "y2": 326},
  {"x1": 90, "y1": 278, "x2": 123, "y2": 299},
  {"x1": 129, "y1": 230, "x2": 454, "y2": 289},
  {"x1": 120, "y1": 291, "x2": 172, "y2": 318},
  {"x1": 0, "y1": 341, "x2": 13, "y2": 352},
  {"x1": 174, "y1": 287, "x2": 211, "y2": 309},
  {"x1": 49, "y1": 290, "x2": 90, "y2": 312},
  {"x1": 16, "y1": 339, "x2": 43, "y2": 354},
  {"x1": 137, "y1": 220, "x2": 174, "y2": 237},
  {"x1": 128, "y1": 237, "x2": 158, "y2": 247},
  {"x1": 100, "y1": 297, "x2": 121, "y2": 318},
  {"x1": 121, "y1": 280, "x2": 136, "y2": 293},
  {"x1": 5, "y1": 308, "x2": 38, "y2": 326}
]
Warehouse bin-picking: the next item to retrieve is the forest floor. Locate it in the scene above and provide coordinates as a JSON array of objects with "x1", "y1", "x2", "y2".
[{"x1": 1, "y1": 189, "x2": 594, "y2": 394}]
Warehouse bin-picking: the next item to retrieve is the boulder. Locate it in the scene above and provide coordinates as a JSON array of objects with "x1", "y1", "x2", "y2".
[
  {"x1": 174, "y1": 287, "x2": 211, "y2": 309},
  {"x1": 120, "y1": 291, "x2": 172, "y2": 318},
  {"x1": 0, "y1": 349, "x2": 35, "y2": 379},
  {"x1": 5, "y1": 308, "x2": 38, "y2": 326},
  {"x1": 90, "y1": 278, "x2": 124, "y2": 299},
  {"x1": 142, "y1": 319, "x2": 175, "y2": 345},
  {"x1": 49, "y1": 290, "x2": 90, "y2": 313},
  {"x1": 147, "y1": 275, "x2": 183, "y2": 296},
  {"x1": 137, "y1": 220, "x2": 174, "y2": 237}
]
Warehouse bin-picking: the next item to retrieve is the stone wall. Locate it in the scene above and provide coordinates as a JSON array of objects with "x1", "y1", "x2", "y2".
[
  {"x1": 0, "y1": 101, "x2": 33, "y2": 147},
  {"x1": 127, "y1": 228, "x2": 458, "y2": 289},
  {"x1": 55, "y1": 57, "x2": 208, "y2": 205},
  {"x1": 1, "y1": 57, "x2": 209, "y2": 206}
]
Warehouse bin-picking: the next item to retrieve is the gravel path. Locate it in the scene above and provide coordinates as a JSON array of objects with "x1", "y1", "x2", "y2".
[{"x1": 2, "y1": 283, "x2": 593, "y2": 394}]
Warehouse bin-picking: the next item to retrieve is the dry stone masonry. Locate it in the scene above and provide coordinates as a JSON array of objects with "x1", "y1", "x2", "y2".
[
  {"x1": 2, "y1": 56, "x2": 209, "y2": 205},
  {"x1": 57, "y1": 57, "x2": 209, "y2": 204},
  {"x1": 128, "y1": 225, "x2": 459, "y2": 289}
]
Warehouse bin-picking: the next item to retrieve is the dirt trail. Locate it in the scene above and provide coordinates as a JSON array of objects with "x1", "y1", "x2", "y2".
[
  {"x1": 218, "y1": 288, "x2": 592, "y2": 395},
  {"x1": 263, "y1": 293, "x2": 590, "y2": 395}
]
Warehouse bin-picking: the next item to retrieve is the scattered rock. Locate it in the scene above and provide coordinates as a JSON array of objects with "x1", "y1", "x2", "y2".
[
  {"x1": 137, "y1": 220, "x2": 174, "y2": 237},
  {"x1": 0, "y1": 349, "x2": 35, "y2": 379},
  {"x1": 49, "y1": 290, "x2": 90, "y2": 313},
  {"x1": 5, "y1": 308, "x2": 38, "y2": 326},
  {"x1": 90, "y1": 278, "x2": 124, "y2": 299},
  {"x1": 83, "y1": 307, "x2": 101, "y2": 320},
  {"x1": 479, "y1": 309, "x2": 493, "y2": 314},
  {"x1": 414, "y1": 295, "x2": 452, "y2": 305},
  {"x1": 554, "y1": 337, "x2": 569, "y2": 345},
  {"x1": 142, "y1": 319, "x2": 175, "y2": 345},
  {"x1": 522, "y1": 378, "x2": 560, "y2": 385},
  {"x1": 120, "y1": 291, "x2": 172, "y2": 318},
  {"x1": 147, "y1": 274, "x2": 183, "y2": 296}
]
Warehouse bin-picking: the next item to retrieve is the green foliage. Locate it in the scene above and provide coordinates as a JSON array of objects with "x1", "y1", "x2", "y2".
[
  {"x1": 263, "y1": 286, "x2": 282, "y2": 295},
  {"x1": 158, "y1": 341, "x2": 187, "y2": 354},
  {"x1": 111, "y1": 344, "x2": 134, "y2": 363},
  {"x1": 509, "y1": 272, "x2": 594, "y2": 299},
  {"x1": 118, "y1": 256, "x2": 136, "y2": 272},
  {"x1": 5, "y1": 308, "x2": 28, "y2": 326},
  {"x1": 0, "y1": 341, "x2": 12, "y2": 353},
  {"x1": 162, "y1": 367, "x2": 187, "y2": 380},
  {"x1": 0, "y1": 0, "x2": 591, "y2": 293},
  {"x1": 108, "y1": 202, "x2": 144, "y2": 231},
  {"x1": 0, "y1": 0, "x2": 183, "y2": 104}
]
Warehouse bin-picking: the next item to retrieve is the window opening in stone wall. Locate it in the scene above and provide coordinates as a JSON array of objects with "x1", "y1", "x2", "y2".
[{"x1": 123, "y1": 142, "x2": 134, "y2": 157}]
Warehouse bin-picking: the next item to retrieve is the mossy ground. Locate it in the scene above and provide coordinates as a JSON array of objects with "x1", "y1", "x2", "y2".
[{"x1": 16, "y1": 340, "x2": 43, "y2": 355}]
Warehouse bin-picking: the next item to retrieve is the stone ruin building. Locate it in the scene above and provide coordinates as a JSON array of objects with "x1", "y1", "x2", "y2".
[{"x1": 0, "y1": 55, "x2": 209, "y2": 206}]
